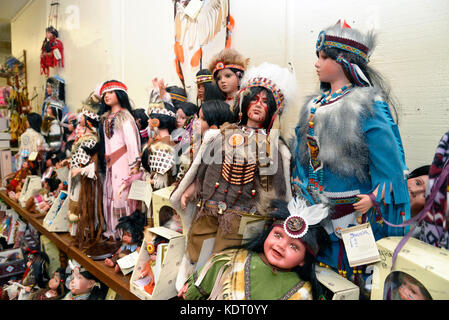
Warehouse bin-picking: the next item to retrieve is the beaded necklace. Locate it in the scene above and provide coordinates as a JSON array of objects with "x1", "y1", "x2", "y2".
[
  {"x1": 105, "y1": 110, "x2": 121, "y2": 139},
  {"x1": 306, "y1": 84, "x2": 353, "y2": 193}
]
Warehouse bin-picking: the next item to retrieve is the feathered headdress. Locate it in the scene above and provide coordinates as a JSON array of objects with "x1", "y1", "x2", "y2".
[{"x1": 208, "y1": 48, "x2": 249, "y2": 78}]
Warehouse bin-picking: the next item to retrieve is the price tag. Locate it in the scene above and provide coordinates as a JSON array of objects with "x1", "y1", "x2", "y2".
[{"x1": 341, "y1": 223, "x2": 380, "y2": 267}]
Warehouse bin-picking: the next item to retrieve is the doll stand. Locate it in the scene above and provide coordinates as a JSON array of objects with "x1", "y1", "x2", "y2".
[
  {"x1": 18, "y1": 175, "x2": 42, "y2": 207},
  {"x1": 152, "y1": 185, "x2": 185, "y2": 234},
  {"x1": 130, "y1": 226, "x2": 185, "y2": 300},
  {"x1": 43, "y1": 190, "x2": 69, "y2": 232}
]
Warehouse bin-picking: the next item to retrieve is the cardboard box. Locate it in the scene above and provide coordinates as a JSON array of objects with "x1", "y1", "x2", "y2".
[
  {"x1": 0, "y1": 133, "x2": 11, "y2": 140},
  {"x1": 152, "y1": 185, "x2": 184, "y2": 234},
  {"x1": 130, "y1": 226, "x2": 185, "y2": 300},
  {"x1": 0, "y1": 248, "x2": 26, "y2": 280},
  {"x1": 40, "y1": 235, "x2": 61, "y2": 276},
  {"x1": 18, "y1": 175, "x2": 41, "y2": 207},
  {"x1": 0, "y1": 118, "x2": 8, "y2": 132},
  {"x1": 315, "y1": 265, "x2": 360, "y2": 300},
  {"x1": 0, "y1": 149, "x2": 12, "y2": 186},
  {"x1": 371, "y1": 236, "x2": 449, "y2": 300},
  {"x1": 43, "y1": 191, "x2": 69, "y2": 232}
]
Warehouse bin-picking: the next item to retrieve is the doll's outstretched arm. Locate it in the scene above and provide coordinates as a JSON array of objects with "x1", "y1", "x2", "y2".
[
  {"x1": 354, "y1": 185, "x2": 386, "y2": 214},
  {"x1": 181, "y1": 183, "x2": 196, "y2": 210}
]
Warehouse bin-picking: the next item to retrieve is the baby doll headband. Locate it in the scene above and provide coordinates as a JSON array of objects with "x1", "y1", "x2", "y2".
[
  {"x1": 273, "y1": 197, "x2": 328, "y2": 256},
  {"x1": 196, "y1": 74, "x2": 213, "y2": 84},
  {"x1": 100, "y1": 81, "x2": 128, "y2": 97},
  {"x1": 212, "y1": 61, "x2": 245, "y2": 77}
]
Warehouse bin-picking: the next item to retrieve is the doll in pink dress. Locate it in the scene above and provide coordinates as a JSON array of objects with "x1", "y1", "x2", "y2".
[{"x1": 99, "y1": 80, "x2": 141, "y2": 240}]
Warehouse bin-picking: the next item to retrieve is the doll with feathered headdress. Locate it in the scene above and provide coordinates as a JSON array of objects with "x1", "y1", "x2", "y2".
[
  {"x1": 177, "y1": 190, "x2": 331, "y2": 300},
  {"x1": 171, "y1": 62, "x2": 298, "y2": 289},
  {"x1": 208, "y1": 48, "x2": 249, "y2": 108}
]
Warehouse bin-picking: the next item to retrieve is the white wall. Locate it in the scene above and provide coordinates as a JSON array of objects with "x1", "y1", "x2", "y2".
[{"x1": 10, "y1": 0, "x2": 449, "y2": 170}]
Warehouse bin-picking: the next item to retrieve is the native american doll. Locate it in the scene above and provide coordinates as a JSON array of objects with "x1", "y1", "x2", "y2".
[
  {"x1": 31, "y1": 267, "x2": 68, "y2": 300},
  {"x1": 179, "y1": 195, "x2": 331, "y2": 300},
  {"x1": 67, "y1": 106, "x2": 105, "y2": 250},
  {"x1": 16, "y1": 112, "x2": 47, "y2": 171},
  {"x1": 41, "y1": 97, "x2": 64, "y2": 152},
  {"x1": 140, "y1": 102, "x2": 178, "y2": 191},
  {"x1": 208, "y1": 48, "x2": 249, "y2": 108},
  {"x1": 104, "y1": 210, "x2": 145, "y2": 273},
  {"x1": 289, "y1": 21, "x2": 409, "y2": 278},
  {"x1": 25, "y1": 177, "x2": 60, "y2": 216},
  {"x1": 195, "y1": 68, "x2": 225, "y2": 106},
  {"x1": 99, "y1": 80, "x2": 141, "y2": 240},
  {"x1": 6, "y1": 160, "x2": 32, "y2": 201},
  {"x1": 63, "y1": 261, "x2": 103, "y2": 300},
  {"x1": 171, "y1": 62, "x2": 297, "y2": 288},
  {"x1": 40, "y1": 26, "x2": 64, "y2": 77},
  {"x1": 40, "y1": 76, "x2": 68, "y2": 119}
]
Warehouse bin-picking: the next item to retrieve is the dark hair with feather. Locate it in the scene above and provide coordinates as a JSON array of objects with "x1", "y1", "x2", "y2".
[
  {"x1": 242, "y1": 198, "x2": 331, "y2": 300},
  {"x1": 149, "y1": 102, "x2": 177, "y2": 134},
  {"x1": 116, "y1": 210, "x2": 146, "y2": 244}
]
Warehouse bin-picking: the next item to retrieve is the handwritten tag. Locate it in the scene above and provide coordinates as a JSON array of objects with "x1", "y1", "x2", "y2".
[
  {"x1": 128, "y1": 180, "x2": 153, "y2": 210},
  {"x1": 116, "y1": 251, "x2": 139, "y2": 275},
  {"x1": 28, "y1": 152, "x2": 38, "y2": 161},
  {"x1": 340, "y1": 223, "x2": 380, "y2": 267}
]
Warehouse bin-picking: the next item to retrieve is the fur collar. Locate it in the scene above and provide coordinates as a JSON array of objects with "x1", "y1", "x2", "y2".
[
  {"x1": 101, "y1": 109, "x2": 135, "y2": 130},
  {"x1": 296, "y1": 86, "x2": 382, "y2": 182}
]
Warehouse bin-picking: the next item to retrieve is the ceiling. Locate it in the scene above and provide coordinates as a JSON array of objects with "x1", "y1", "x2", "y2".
[{"x1": 0, "y1": 0, "x2": 31, "y2": 42}]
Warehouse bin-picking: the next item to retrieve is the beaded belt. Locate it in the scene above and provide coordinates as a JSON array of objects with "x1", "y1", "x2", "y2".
[
  {"x1": 200, "y1": 199, "x2": 259, "y2": 216},
  {"x1": 329, "y1": 195, "x2": 360, "y2": 220}
]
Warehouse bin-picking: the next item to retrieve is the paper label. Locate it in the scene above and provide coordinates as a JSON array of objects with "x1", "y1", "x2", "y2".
[
  {"x1": 341, "y1": 223, "x2": 380, "y2": 267},
  {"x1": 28, "y1": 152, "x2": 38, "y2": 161},
  {"x1": 116, "y1": 250, "x2": 139, "y2": 275},
  {"x1": 128, "y1": 180, "x2": 153, "y2": 210}
]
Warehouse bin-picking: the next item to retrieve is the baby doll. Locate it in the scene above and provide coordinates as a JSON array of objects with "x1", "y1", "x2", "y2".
[
  {"x1": 104, "y1": 210, "x2": 146, "y2": 273},
  {"x1": 177, "y1": 195, "x2": 331, "y2": 300},
  {"x1": 25, "y1": 177, "x2": 61, "y2": 216},
  {"x1": 171, "y1": 101, "x2": 198, "y2": 143},
  {"x1": 31, "y1": 267, "x2": 68, "y2": 300},
  {"x1": 3, "y1": 248, "x2": 50, "y2": 300},
  {"x1": 138, "y1": 235, "x2": 167, "y2": 295},
  {"x1": 63, "y1": 261, "x2": 103, "y2": 300},
  {"x1": 389, "y1": 272, "x2": 432, "y2": 300}
]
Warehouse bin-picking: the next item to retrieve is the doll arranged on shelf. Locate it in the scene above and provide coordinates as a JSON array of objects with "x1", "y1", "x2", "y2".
[
  {"x1": 104, "y1": 210, "x2": 146, "y2": 273},
  {"x1": 140, "y1": 101, "x2": 178, "y2": 191},
  {"x1": 131, "y1": 108, "x2": 150, "y2": 145},
  {"x1": 41, "y1": 98, "x2": 64, "y2": 152},
  {"x1": 6, "y1": 160, "x2": 32, "y2": 201},
  {"x1": 195, "y1": 68, "x2": 225, "y2": 106},
  {"x1": 99, "y1": 80, "x2": 141, "y2": 240},
  {"x1": 60, "y1": 112, "x2": 78, "y2": 157},
  {"x1": 177, "y1": 194, "x2": 331, "y2": 300},
  {"x1": 40, "y1": 76, "x2": 68, "y2": 119},
  {"x1": 208, "y1": 48, "x2": 249, "y2": 108},
  {"x1": 31, "y1": 267, "x2": 68, "y2": 300},
  {"x1": 63, "y1": 260, "x2": 104, "y2": 300},
  {"x1": 68, "y1": 106, "x2": 105, "y2": 250},
  {"x1": 41, "y1": 150, "x2": 61, "y2": 183},
  {"x1": 175, "y1": 99, "x2": 235, "y2": 183},
  {"x1": 25, "y1": 177, "x2": 61, "y2": 217},
  {"x1": 171, "y1": 101, "x2": 198, "y2": 143},
  {"x1": 171, "y1": 62, "x2": 298, "y2": 287},
  {"x1": 289, "y1": 20, "x2": 409, "y2": 278},
  {"x1": 165, "y1": 85, "x2": 188, "y2": 110},
  {"x1": 15, "y1": 112, "x2": 47, "y2": 172},
  {"x1": 2, "y1": 248, "x2": 50, "y2": 300},
  {"x1": 40, "y1": 26, "x2": 64, "y2": 77},
  {"x1": 138, "y1": 235, "x2": 167, "y2": 295}
]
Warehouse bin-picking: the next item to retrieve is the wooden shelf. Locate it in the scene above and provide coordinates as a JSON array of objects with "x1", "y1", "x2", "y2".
[{"x1": 0, "y1": 190, "x2": 140, "y2": 300}]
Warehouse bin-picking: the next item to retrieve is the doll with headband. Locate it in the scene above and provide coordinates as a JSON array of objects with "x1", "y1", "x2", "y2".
[
  {"x1": 289, "y1": 20, "x2": 409, "y2": 278},
  {"x1": 195, "y1": 68, "x2": 225, "y2": 106},
  {"x1": 41, "y1": 98, "x2": 64, "y2": 152},
  {"x1": 63, "y1": 260, "x2": 104, "y2": 300},
  {"x1": 99, "y1": 80, "x2": 141, "y2": 240},
  {"x1": 177, "y1": 194, "x2": 331, "y2": 300},
  {"x1": 68, "y1": 105, "x2": 105, "y2": 250},
  {"x1": 208, "y1": 48, "x2": 249, "y2": 108},
  {"x1": 171, "y1": 62, "x2": 297, "y2": 288}
]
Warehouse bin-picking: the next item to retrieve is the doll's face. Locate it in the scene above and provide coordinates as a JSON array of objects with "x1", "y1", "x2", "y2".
[
  {"x1": 46, "y1": 105, "x2": 54, "y2": 117},
  {"x1": 46, "y1": 158, "x2": 53, "y2": 167},
  {"x1": 197, "y1": 108, "x2": 210, "y2": 135},
  {"x1": 46, "y1": 31, "x2": 54, "y2": 40},
  {"x1": 46, "y1": 84, "x2": 53, "y2": 96},
  {"x1": 49, "y1": 272, "x2": 61, "y2": 290},
  {"x1": 263, "y1": 226, "x2": 306, "y2": 270},
  {"x1": 104, "y1": 91, "x2": 119, "y2": 107},
  {"x1": 315, "y1": 51, "x2": 347, "y2": 84},
  {"x1": 69, "y1": 272, "x2": 95, "y2": 295},
  {"x1": 216, "y1": 69, "x2": 239, "y2": 97},
  {"x1": 176, "y1": 108, "x2": 188, "y2": 129},
  {"x1": 408, "y1": 175, "x2": 428, "y2": 217},
  {"x1": 247, "y1": 90, "x2": 268, "y2": 126},
  {"x1": 197, "y1": 84, "x2": 205, "y2": 102},
  {"x1": 398, "y1": 277, "x2": 428, "y2": 300},
  {"x1": 122, "y1": 231, "x2": 133, "y2": 244}
]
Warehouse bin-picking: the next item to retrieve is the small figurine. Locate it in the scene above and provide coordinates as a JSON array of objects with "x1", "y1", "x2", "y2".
[
  {"x1": 139, "y1": 235, "x2": 167, "y2": 295},
  {"x1": 63, "y1": 260, "x2": 103, "y2": 300},
  {"x1": 31, "y1": 267, "x2": 68, "y2": 300},
  {"x1": 6, "y1": 160, "x2": 32, "y2": 201},
  {"x1": 104, "y1": 210, "x2": 146, "y2": 273},
  {"x1": 25, "y1": 177, "x2": 60, "y2": 216},
  {"x1": 40, "y1": 26, "x2": 64, "y2": 77}
]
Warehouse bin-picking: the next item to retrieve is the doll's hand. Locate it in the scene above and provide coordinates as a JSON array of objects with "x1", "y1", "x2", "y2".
[
  {"x1": 354, "y1": 194, "x2": 373, "y2": 214},
  {"x1": 152, "y1": 77, "x2": 159, "y2": 89},
  {"x1": 177, "y1": 283, "x2": 189, "y2": 299},
  {"x1": 181, "y1": 183, "x2": 195, "y2": 210}
]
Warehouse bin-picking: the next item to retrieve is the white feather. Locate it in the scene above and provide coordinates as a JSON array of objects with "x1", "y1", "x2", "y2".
[{"x1": 287, "y1": 197, "x2": 329, "y2": 226}]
